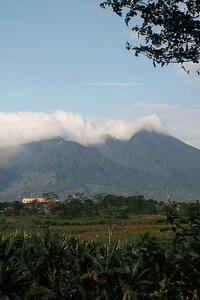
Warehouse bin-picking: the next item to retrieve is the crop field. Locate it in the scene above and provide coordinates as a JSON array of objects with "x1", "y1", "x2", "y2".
[
  {"x1": 0, "y1": 212, "x2": 199, "y2": 299},
  {"x1": 0, "y1": 204, "x2": 199, "y2": 298},
  {"x1": 0, "y1": 214, "x2": 170, "y2": 240}
]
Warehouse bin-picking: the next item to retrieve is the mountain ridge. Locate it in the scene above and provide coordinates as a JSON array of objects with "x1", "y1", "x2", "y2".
[{"x1": 0, "y1": 130, "x2": 200, "y2": 201}]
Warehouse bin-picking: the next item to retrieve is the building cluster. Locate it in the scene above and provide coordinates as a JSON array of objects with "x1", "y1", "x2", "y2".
[{"x1": 22, "y1": 198, "x2": 57, "y2": 205}]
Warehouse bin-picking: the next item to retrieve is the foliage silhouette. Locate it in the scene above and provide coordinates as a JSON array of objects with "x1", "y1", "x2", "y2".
[{"x1": 101, "y1": 0, "x2": 200, "y2": 73}]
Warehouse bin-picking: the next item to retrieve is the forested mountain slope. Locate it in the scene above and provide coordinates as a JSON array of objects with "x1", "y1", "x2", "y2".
[
  {"x1": 0, "y1": 137, "x2": 139, "y2": 200},
  {"x1": 0, "y1": 131, "x2": 200, "y2": 201}
]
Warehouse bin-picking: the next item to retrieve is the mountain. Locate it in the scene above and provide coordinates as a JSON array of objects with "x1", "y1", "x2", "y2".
[
  {"x1": 0, "y1": 131, "x2": 200, "y2": 201},
  {"x1": 96, "y1": 130, "x2": 200, "y2": 200},
  {"x1": 0, "y1": 137, "x2": 141, "y2": 201}
]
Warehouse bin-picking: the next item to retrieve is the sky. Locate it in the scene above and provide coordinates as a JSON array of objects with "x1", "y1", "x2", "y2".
[{"x1": 0, "y1": 0, "x2": 199, "y2": 148}]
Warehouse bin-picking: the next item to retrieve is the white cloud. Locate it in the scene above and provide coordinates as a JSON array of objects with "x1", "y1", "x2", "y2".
[
  {"x1": 0, "y1": 111, "x2": 166, "y2": 149},
  {"x1": 86, "y1": 82, "x2": 144, "y2": 87},
  {"x1": 0, "y1": 107, "x2": 199, "y2": 150},
  {"x1": 124, "y1": 102, "x2": 200, "y2": 149},
  {"x1": 105, "y1": 115, "x2": 167, "y2": 140}
]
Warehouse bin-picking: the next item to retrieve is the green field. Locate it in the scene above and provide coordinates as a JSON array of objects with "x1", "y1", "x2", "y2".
[{"x1": 0, "y1": 214, "x2": 171, "y2": 241}]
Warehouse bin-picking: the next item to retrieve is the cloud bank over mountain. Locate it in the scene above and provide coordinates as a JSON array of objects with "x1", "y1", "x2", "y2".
[
  {"x1": 0, "y1": 111, "x2": 167, "y2": 148},
  {"x1": 123, "y1": 102, "x2": 200, "y2": 149}
]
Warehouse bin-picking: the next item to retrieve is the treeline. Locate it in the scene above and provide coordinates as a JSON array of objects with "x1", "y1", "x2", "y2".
[
  {"x1": 61, "y1": 194, "x2": 159, "y2": 218},
  {"x1": 0, "y1": 193, "x2": 199, "y2": 219},
  {"x1": 0, "y1": 193, "x2": 159, "y2": 218}
]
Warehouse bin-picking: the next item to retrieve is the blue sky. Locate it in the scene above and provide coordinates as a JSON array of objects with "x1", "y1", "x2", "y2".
[{"x1": 0, "y1": 0, "x2": 199, "y2": 147}]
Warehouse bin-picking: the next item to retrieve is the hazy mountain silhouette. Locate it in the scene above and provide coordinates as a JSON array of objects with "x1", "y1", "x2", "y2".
[
  {"x1": 0, "y1": 131, "x2": 200, "y2": 201},
  {"x1": 0, "y1": 137, "x2": 140, "y2": 200},
  {"x1": 97, "y1": 130, "x2": 200, "y2": 200}
]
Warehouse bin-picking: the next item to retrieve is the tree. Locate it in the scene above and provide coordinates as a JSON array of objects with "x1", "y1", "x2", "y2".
[
  {"x1": 42, "y1": 192, "x2": 59, "y2": 200},
  {"x1": 100, "y1": 205, "x2": 129, "y2": 219},
  {"x1": 100, "y1": 0, "x2": 200, "y2": 73}
]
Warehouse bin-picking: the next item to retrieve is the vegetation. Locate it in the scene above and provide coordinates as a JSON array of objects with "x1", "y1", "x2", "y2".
[
  {"x1": 101, "y1": 0, "x2": 200, "y2": 72},
  {"x1": 0, "y1": 201, "x2": 200, "y2": 298},
  {"x1": 0, "y1": 194, "x2": 158, "y2": 219},
  {"x1": 0, "y1": 195, "x2": 200, "y2": 298},
  {"x1": 0, "y1": 194, "x2": 162, "y2": 238}
]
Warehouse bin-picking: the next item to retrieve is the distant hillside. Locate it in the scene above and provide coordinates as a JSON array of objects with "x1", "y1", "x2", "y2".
[
  {"x1": 96, "y1": 130, "x2": 200, "y2": 200},
  {"x1": 0, "y1": 137, "x2": 140, "y2": 200},
  {"x1": 0, "y1": 131, "x2": 200, "y2": 201}
]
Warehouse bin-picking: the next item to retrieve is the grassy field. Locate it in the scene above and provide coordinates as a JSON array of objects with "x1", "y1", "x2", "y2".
[{"x1": 0, "y1": 214, "x2": 171, "y2": 240}]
